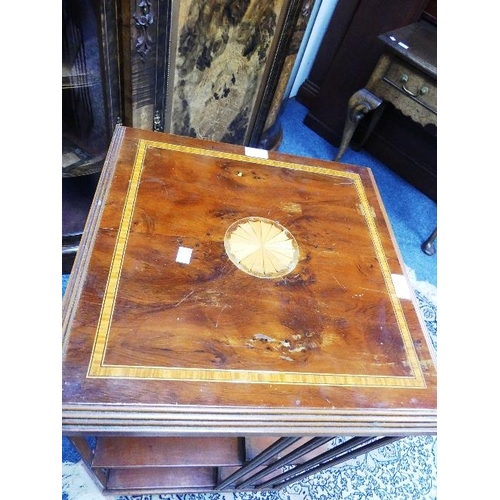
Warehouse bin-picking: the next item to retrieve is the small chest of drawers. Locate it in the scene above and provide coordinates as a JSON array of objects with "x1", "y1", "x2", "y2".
[{"x1": 380, "y1": 56, "x2": 437, "y2": 120}]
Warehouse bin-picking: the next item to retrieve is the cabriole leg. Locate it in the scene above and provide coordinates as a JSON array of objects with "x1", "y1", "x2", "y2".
[{"x1": 335, "y1": 89, "x2": 383, "y2": 161}]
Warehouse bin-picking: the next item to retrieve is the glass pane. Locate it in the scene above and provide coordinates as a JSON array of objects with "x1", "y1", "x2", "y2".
[{"x1": 62, "y1": 0, "x2": 108, "y2": 177}]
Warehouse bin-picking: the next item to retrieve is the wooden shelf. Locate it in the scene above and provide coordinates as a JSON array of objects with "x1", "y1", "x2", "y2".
[
  {"x1": 106, "y1": 466, "x2": 218, "y2": 492},
  {"x1": 86, "y1": 436, "x2": 246, "y2": 494},
  {"x1": 68, "y1": 434, "x2": 402, "y2": 494},
  {"x1": 93, "y1": 437, "x2": 244, "y2": 468}
]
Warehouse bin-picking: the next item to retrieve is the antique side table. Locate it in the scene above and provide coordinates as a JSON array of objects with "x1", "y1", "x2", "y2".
[
  {"x1": 62, "y1": 126, "x2": 437, "y2": 494},
  {"x1": 334, "y1": 20, "x2": 437, "y2": 255},
  {"x1": 334, "y1": 20, "x2": 437, "y2": 162}
]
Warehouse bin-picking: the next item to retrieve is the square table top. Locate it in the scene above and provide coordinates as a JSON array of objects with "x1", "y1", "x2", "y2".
[{"x1": 62, "y1": 126, "x2": 437, "y2": 436}]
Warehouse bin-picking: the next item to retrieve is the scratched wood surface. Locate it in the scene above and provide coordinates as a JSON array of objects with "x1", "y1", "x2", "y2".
[{"x1": 62, "y1": 126, "x2": 437, "y2": 435}]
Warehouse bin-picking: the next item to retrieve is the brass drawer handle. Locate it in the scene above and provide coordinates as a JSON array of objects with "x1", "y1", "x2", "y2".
[{"x1": 400, "y1": 74, "x2": 429, "y2": 97}]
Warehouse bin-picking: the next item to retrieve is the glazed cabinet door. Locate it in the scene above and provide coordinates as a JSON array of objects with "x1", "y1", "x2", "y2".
[
  {"x1": 62, "y1": 0, "x2": 122, "y2": 178},
  {"x1": 62, "y1": 0, "x2": 122, "y2": 273}
]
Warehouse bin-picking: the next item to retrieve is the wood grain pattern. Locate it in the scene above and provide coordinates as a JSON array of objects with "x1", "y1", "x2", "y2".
[
  {"x1": 93, "y1": 437, "x2": 244, "y2": 467},
  {"x1": 62, "y1": 126, "x2": 436, "y2": 436},
  {"x1": 85, "y1": 138, "x2": 423, "y2": 387}
]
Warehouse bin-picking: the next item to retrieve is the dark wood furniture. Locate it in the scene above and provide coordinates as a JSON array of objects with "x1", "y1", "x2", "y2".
[
  {"x1": 334, "y1": 20, "x2": 437, "y2": 254},
  {"x1": 334, "y1": 21, "x2": 436, "y2": 163},
  {"x1": 62, "y1": 127, "x2": 437, "y2": 495},
  {"x1": 297, "y1": 0, "x2": 437, "y2": 201},
  {"x1": 62, "y1": 0, "x2": 122, "y2": 274},
  {"x1": 62, "y1": 0, "x2": 314, "y2": 148}
]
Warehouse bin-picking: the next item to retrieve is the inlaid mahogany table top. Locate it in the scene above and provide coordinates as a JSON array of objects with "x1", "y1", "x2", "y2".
[{"x1": 62, "y1": 126, "x2": 437, "y2": 437}]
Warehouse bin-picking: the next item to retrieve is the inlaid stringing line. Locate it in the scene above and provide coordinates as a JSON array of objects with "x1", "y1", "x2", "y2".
[
  {"x1": 91, "y1": 364, "x2": 422, "y2": 387},
  {"x1": 146, "y1": 140, "x2": 361, "y2": 180},
  {"x1": 88, "y1": 140, "x2": 148, "y2": 376},
  {"x1": 353, "y1": 180, "x2": 425, "y2": 386},
  {"x1": 88, "y1": 139, "x2": 425, "y2": 387}
]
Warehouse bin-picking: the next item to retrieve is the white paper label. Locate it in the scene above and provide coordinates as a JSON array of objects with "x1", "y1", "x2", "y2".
[
  {"x1": 244, "y1": 147, "x2": 269, "y2": 159},
  {"x1": 176, "y1": 246, "x2": 193, "y2": 264},
  {"x1": 391, "y1": 274, "x2": 412, "y2": 300}
]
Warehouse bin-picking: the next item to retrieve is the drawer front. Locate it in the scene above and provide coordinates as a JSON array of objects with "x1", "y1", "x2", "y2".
[{"x1": 383, "y1": 60, "x2": 436, "y2": 114}]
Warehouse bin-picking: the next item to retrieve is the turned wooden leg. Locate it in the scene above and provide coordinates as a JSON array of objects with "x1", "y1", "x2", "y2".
[{"x1": 335, "y1": 88, "x2": 383, "y2": 161}]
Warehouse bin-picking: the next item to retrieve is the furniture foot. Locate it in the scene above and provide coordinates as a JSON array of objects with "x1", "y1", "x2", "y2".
[
  {"x1": 421, "y1": 227, "x2": 437, "y2": 255},
  {"x1": 335, "y1": 88, "x2": 383, "y2": 161}
]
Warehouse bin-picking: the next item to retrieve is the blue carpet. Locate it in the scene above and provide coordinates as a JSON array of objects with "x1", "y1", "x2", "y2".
[{"x1": 62, "y1": 97, "x2": 437, "y2": 499}]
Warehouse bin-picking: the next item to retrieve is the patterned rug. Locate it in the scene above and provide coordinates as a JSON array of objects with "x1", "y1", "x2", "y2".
[{"x1": 62, "y1": 270, "x2": 437, "y2": 500}]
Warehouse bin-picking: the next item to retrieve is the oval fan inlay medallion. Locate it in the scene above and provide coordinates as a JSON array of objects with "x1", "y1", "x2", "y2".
[{"x1": 224, "y1": 217, "x2": 299, "y2": 279}]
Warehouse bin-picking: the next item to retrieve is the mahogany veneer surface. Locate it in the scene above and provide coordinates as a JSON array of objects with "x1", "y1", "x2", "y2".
[{"x1": 62, "y1": 126, "x2": 437, "y2": 436}]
